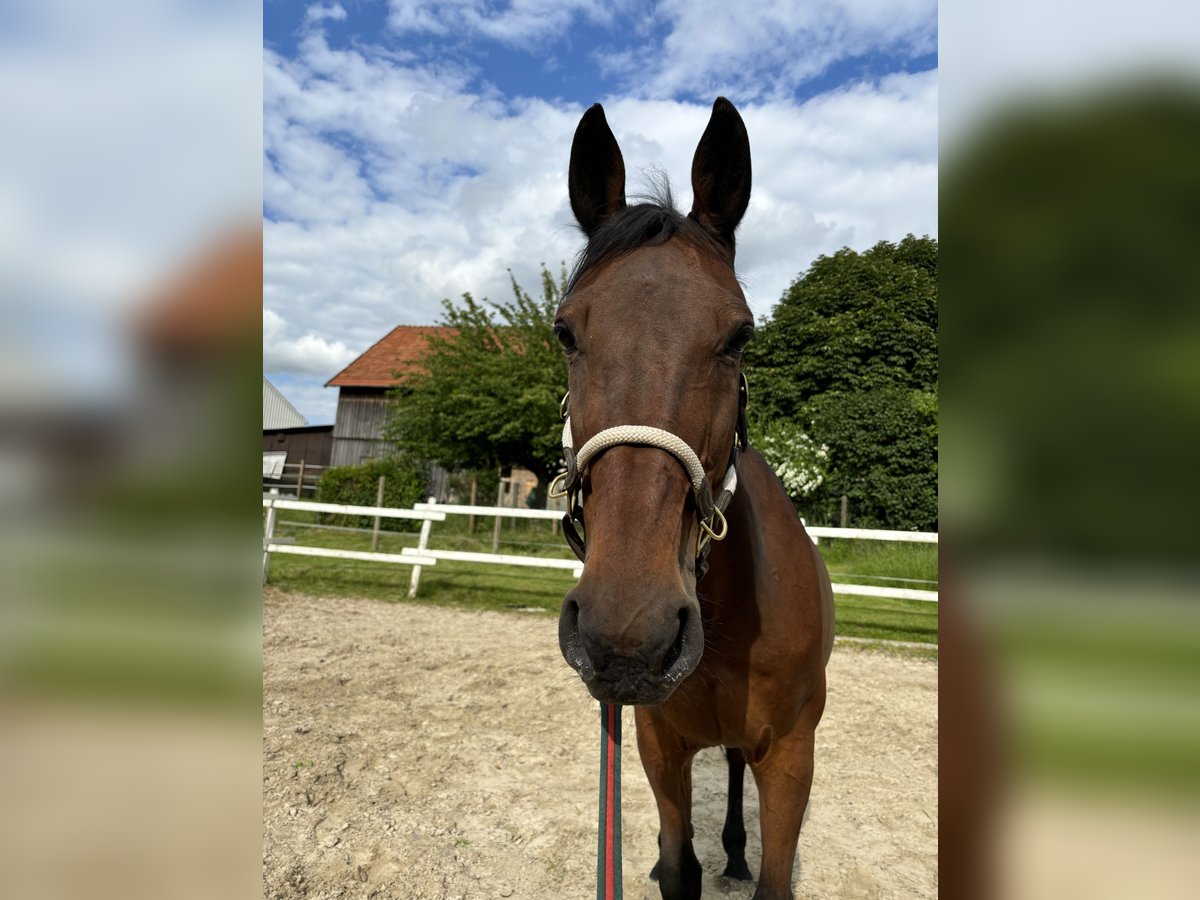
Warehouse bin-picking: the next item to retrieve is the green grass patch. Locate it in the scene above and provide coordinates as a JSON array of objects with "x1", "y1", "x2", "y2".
[
  {"x1": 269, "y1": 513, "x2": 577, "y2": 613},
  {"x1": 266, "y1": 513, "x2": 938, "y2": 644},
  {"x1": 832, "y1": 596, "x2": 938, "y2": 644},
  {"x1": 818, "y1": 537, "x2": 938, "y2": 586}
]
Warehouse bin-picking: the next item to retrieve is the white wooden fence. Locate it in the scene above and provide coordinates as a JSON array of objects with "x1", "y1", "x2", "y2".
[
  {"x1": 262, "y1": 497, "x2": 444, "y2": 598},
  {"x1": 263, "y1": 496, "x2": 937, "y2": 602}
]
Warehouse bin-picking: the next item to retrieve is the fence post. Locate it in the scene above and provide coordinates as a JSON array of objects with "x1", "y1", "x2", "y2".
[
  {"x1": 296, "y1": 459, "x2": 306, "y2": 497},
  {"x1": 510, "y1": 474, "x2": 519, "y2": 532},
  {"x1": 468, "y1": 475, "x2": 477, "y2": 533},
  {"x1": 371, "y1": 474, "x2": 386, "y2": 551},
  {"x1": 840, "y1": 494, "x2": 849, "y2": 528},
  {"x1": 262, "y1": 499, "x2": 278, "y2": 584},
  {"x1": 408, "y1": 495, "x2": 436, "y2": 599},
  {"x1": 492, "y1": 477, "x2": 504, "y2": 552}
]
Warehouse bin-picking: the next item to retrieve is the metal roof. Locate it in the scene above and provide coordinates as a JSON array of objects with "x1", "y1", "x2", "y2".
[{"x1": 263, "y1": 376, "x2": 308, "y2": 430}]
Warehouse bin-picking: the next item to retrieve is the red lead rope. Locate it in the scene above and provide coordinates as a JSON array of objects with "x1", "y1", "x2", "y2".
[{"x1": 597, "y1": 702, "x2": 622, "y2": 900}]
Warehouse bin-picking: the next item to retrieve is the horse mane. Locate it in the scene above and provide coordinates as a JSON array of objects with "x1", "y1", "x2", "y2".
[{"x1": 566, "y1": 179, "x2": 732, "y2": 294}]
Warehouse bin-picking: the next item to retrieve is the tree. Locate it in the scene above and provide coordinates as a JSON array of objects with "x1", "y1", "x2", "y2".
[
  {"x1": 384, "y1": 265, "x2": 568, "y2": 504},
  {"x1": 745, "y1": 236, "x2": 938, "y2": 530}
]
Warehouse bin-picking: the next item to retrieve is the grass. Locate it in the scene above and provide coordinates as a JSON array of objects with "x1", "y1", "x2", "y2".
[
  {"x1": 266, "y1": 512, "x2": 938, "y2": 647},
  {"x1": 818, "y1": 537, "x2": 938, "y2": 646},
  {"x1": 816, "y1": 536, "x2": 938, "y2": 587},
  {"x1": 269, "y1": 512, "x2": 576, "y2": 613}
]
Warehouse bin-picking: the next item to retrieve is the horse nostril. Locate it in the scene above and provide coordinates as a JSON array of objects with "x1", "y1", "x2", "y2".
[
  {"x1": 558, "y1": 597, "x2": 593, "y2": 677},
  {"x1": 659, "y1": 607, "x2": 689, "y2": 676}
]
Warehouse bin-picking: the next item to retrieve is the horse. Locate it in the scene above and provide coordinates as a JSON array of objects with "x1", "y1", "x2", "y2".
[{"x1": 551, "y1": 98, "x2": 836, "y2": 900}]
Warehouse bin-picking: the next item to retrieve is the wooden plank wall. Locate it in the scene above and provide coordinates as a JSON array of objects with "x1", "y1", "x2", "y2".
[{"x1": 331, "y1": 388, "x2": 393, "y2": 467}]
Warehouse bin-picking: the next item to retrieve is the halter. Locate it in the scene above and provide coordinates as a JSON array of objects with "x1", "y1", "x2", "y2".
[{"x1": 548, "y1": 373, "x2": 749, "y2": 579}]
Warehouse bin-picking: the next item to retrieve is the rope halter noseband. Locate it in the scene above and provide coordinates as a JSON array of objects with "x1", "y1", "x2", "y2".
[{"x1": 549, "y1": 373, "x2": 749, "y2": 577}]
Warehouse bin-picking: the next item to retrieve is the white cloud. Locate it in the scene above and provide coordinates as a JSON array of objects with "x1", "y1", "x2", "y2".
[
  {"x1": 384, "y1": 0, "x2": 934, "y2": 100},
  {"x1": 263, "y1": 18, "x2": 936, "y2": 419},
  {"x1": 597, "y1": 0, "x2": 936, "y2": 101},
  {"x1": 264, "y1": 301, "x2": 357, "y2": 377},
  {"x1": 387, "y1": 0, "x2": 621, "y2": 46},
  {"x1": 305, "y1": 3, "x2": 348, "y2": 26},
  {"x1": 265, "y1": 332, "x2": 358, "y2": 377}
]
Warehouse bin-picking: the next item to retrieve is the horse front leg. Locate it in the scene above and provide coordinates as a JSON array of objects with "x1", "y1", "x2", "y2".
[
  {"x1": 748, "y1": 685, "x2": 824, "y2": 900},
  {"x1": 721, "y1": 746, "x2": 753, "y2": 880},
  {"x1": 635, "y1": 706, "x2": 702, "y2": 900}
]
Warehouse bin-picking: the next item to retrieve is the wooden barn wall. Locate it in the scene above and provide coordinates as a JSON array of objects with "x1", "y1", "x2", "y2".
[
  {"x1": 331, "y1": 388, "x2": 394, "y2": 467},
  {"x1": 262, "y1": 427, "x2": 333, "y2": 468},
  {"x1": 327, "y1": 389, "x2": 454, "y2": 501}
]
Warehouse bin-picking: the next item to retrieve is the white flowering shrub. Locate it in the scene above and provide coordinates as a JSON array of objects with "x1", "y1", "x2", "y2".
[{"x1": 753, "y1": 421, "x2": 828, "y2": 498}]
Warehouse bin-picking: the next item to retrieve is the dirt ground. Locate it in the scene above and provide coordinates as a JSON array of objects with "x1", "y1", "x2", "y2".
[{"x1": 263, "y1": 589, "x2": 937, "y2": 899}]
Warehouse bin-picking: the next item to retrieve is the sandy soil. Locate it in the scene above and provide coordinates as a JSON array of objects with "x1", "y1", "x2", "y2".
[{"x1": 263, "y1": 589, "x2": 937, "y2": 899}]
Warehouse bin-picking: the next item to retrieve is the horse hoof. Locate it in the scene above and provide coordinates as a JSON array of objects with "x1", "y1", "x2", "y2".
[
  {"x1": 721, "y1": 858, "x2": 753, "y2": 881},
  {"x1": 649, "y1": 859, "x2": 660, "y2": 882}
]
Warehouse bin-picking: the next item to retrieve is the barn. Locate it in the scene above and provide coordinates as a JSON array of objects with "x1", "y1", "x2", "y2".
[
  {"x1": 262, "y1": 376, "x2": 333, "y2": 477},
  {"x1": 324, "y1": 325, "x2": 453, "y2": 468}
]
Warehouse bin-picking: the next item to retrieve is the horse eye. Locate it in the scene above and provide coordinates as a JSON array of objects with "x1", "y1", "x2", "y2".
[
  {"x1": 725, "y1": 324, "x2": 755, "y2": 356},
  {"x1": 554, "y1": 322, "x2": 577, "y2": 352}
]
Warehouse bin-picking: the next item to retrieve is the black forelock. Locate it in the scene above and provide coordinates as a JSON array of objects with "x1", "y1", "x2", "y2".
[{"x1": 565, "y1": 181, "x2": 731, "y2": 295}]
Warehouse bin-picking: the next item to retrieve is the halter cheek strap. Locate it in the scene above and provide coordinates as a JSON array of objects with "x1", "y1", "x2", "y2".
[{"x1": 549, "y1": 373, "x2": 748, "y2": 577}]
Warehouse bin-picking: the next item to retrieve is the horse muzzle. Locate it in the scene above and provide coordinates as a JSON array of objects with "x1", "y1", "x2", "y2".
[{"x1": 558, "y1": 587, "x2": 704, "y2": 706}]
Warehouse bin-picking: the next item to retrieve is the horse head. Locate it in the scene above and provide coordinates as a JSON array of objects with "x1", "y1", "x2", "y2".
[{"x1": 555, "y1": 98, "x2": 754, "y2": 706}]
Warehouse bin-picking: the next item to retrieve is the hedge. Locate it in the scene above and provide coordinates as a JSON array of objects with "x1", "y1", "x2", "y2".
[{"x1": 315, "y1": 455, "x2": 429, "y2": 532}]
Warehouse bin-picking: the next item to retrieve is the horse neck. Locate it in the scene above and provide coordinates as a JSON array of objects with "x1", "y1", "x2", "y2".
[{"x1": 699, "y1": 457, "x2": 767, "y2": 604}]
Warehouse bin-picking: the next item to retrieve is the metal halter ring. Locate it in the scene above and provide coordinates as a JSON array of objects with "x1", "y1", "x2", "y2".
[
  {"x1": 559, "y1": 391, "x2": 570, "y2": 420},
  {"x1": 547, "y1": 470, "x2": 570, "y2": 499},
  {"x1": 697, "y1": 505, "x2": 728, "y2": 550}
]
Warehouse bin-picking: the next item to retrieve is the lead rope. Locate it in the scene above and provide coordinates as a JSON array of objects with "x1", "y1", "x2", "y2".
[{"x1": 597, "y1": 702, "x2": 622, "y2": 900}]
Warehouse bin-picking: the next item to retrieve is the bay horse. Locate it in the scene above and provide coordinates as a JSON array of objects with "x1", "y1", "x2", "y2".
[{"x1": 552, "y1": 98, "x2": 835, "y2": 900}]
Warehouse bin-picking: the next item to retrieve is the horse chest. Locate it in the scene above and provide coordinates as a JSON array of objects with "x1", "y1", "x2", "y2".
[{"x1": 663, "y1": 659, "x2": 809, "y2": 753}]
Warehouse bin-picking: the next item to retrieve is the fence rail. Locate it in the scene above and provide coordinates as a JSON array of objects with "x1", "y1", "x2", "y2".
[
  {"x1": 807, "y1": 526, "x2": 938, "y2": 544},
  {"x1": 400, "y1": 547, "x2": 582, "y2": 574},
  {"x1": 827, "y1": 583, "x2": 938, "y2": 602},
  {"x1": 268, "y1": 497, "x2": 446, "y2": 522},
  {"x1": 414, "y1": 502, "x2": 561, "y2": 521},
  {"x1": 263, "y1": 496, "x2": 937, "y2": 602},
  {"x1": 262, "y1": 496, "x2": 444, "y2": 595},
  {"x1": 262, "y1": 461, "x2": 325, "y2": 497}
]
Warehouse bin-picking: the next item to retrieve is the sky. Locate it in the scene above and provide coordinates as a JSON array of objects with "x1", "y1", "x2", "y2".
[{"x1": 263, "y1": 0, "x2": 939, "y2": 424}]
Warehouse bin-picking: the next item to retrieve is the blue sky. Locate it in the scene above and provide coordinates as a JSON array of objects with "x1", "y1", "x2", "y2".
[{"x1": 263, "y1": 0, "x2": 939, "y2": 423}]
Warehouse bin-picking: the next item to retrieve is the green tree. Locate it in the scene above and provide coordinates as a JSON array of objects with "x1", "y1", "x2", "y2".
[
  {"x1": 745, "y1": 236, "x2": 938, "y2": 530},
  {"x1": 384, "y1": 265, "x2": 568, "y2": 504}
]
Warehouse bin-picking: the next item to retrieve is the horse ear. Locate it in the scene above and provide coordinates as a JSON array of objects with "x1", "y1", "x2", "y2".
[
  {"x1": 689, "y1": 97, "x2": 752, "y2": 250},
  {"x1": 569, "y1": 103, "x2": 627, "y2": 237}
]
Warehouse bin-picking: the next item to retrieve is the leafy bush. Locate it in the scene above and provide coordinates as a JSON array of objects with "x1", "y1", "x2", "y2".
[
  {"x1": 316, "y1": 455, "x2": 429, "y2": 532},
  {"x1": 753, "y1": 420, "x2": 828, "y2": 499}
]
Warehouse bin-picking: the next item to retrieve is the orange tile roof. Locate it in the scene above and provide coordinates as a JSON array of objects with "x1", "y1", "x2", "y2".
[{"x1": 325, "y1": 325, "x2": 456, "y2": 387}]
